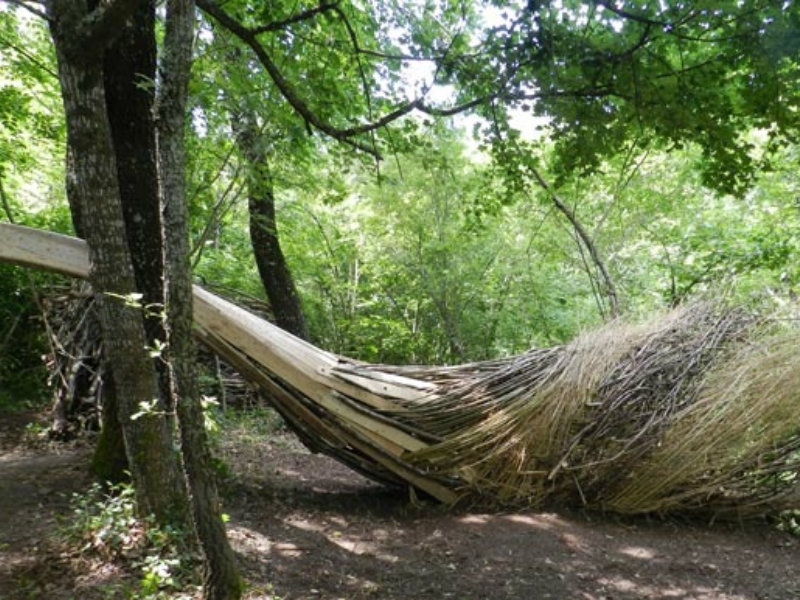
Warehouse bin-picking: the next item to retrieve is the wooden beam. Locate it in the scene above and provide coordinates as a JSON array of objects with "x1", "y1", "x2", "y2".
[{"x1": 0, "y1": 223, "x2": 90, "y2": 278}]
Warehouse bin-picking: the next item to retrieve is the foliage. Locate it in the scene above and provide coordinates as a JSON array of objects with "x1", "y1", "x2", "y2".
[
  {"x1": 777, "y1": 509, "x2": 800, "y2": 537},
  {"x1": 0, "y1": 266, "x2": 58, "y2": 409},
  {"x1": 0, "y1": 10, "x2": 72, "y2": 410},
  {"x1": 65, "y1": 481, "x2": 201, "y2": 599},
  {"x1": 0, "y1": 10, "x2": 65, "y2": 217},
  {"x1": 538, "y1": 141, "x2": 800, "y2": 312},
  {"x1": 454, "y1": 1, "x2": 800, "y2": 197},
  {"x1": 188, "y1": 118, "x2": 800, "y2": 366}
]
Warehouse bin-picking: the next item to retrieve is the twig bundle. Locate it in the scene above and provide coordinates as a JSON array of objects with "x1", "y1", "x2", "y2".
[
  {"x1": 403, "y1": 303, "x2": 800, "y2": 516},
  {"x1": 197, "y1": 294, "x2": 798, "y2": 517},
  {"x1": 10, "y1": 225, "x2": 797, "y2": 517}
]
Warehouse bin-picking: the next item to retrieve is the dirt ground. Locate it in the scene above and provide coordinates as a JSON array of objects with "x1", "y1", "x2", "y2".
[{"x1": 1, "y1": 410, "x2": 798, "y2": 600}]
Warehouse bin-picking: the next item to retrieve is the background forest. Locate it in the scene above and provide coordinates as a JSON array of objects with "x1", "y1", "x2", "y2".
[{"x1": 1, "y1": 5, "x2": 798, "y2": 388}]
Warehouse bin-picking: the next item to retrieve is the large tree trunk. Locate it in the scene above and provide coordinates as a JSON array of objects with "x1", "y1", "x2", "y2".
[
  {"x1": 231, "y1": 111, "x2": 309, "y2": 340},
  {"x1": 103, "y1": 0, "x2": 165, "y2": 346},
  {"x1": 47, "y1": 0, "x2": 189, "y2": 527},
  {"x1": 158, "y1": 1, "x2": 242, "y2": 597},
  {"x1": 94, "y1": 0, "x2": 169, "y2": 483}
]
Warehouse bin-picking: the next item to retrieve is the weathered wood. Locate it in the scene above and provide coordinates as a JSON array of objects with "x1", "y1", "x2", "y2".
[{"x1": 0, "y1": 223, "x2": 90, "y2": 278}]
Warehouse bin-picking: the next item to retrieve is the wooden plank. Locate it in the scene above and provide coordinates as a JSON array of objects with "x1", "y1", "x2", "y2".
[
  {"x1": 318, "y1": 365, "x2": 410, "y2": 412},
  {"x1": 0, "y1": 223, "x2": 90, "y2": 278},
  {"x1": 311, "y1": 390, "x2": 429, "y2": 453},
  {"x1": 193, "y1": 287, "x2": 413, "y2": 413},
  {"x1": 333, "y1": 363, "x2": 439, "y2": 391},
  {"x1": 333, "y1": 425, "x2": 460, "y2": 504},
  {"x1": 331, "y1": 368, "x2": 438, "y2": 402}
]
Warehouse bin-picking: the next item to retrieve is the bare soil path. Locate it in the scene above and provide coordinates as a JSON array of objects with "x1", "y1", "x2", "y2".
[{"x1": 1, "y1": 411, "x2": 798, "y2": 599}]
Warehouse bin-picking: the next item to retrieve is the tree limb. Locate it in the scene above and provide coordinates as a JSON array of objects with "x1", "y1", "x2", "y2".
[
  {"x1": 527, "y1": 165, "x2": 620, "y2": 319},
  {"x1": 593, "y1": 0, "x2": 667, "y2": 28},
  {"x1": 250, "y1": 1, "x2": 339, "y2": 35},
  {"x1": 198, "y1": 0, "x2": 385, "y2": 156},
  {"x1": 197, "y1": 0, "x2": 632, "y2": 157},
  {"x1": 0, "y1": 173, "x2": 16, "y2": 223},
  {"x1": 3, "y1": 0, "x2": 49, "y2": 22},
  {"x1": 0, "y1": 33, "x2": 59, "y2": 78}
]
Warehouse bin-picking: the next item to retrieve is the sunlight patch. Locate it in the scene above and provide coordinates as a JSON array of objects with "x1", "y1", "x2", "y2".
[{"x1": 618, "y1": 545, "x2": 655, "y2": 560}]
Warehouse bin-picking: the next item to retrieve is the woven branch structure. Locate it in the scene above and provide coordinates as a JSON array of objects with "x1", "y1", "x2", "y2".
[{"x1": 1, "y1": 223, "x2": 799, "y2": 517}]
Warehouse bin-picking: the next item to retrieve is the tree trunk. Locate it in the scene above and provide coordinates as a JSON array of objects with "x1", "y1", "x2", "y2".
[
  {"x1": 158, "y1": 1, "x2": 242, "y2": 597},
  {"x1": 231, "y1": 111, "x2": 309, "y2": 340},
  {"x1": 93, "y1": 0, "x2": 168, "y2": 483},
  {"x1": 89, "y1": 374, "x2": 129, "y2": 483},
  {"x1": 47, "y1": 0, "x2": 189, "y2": 527},
  {"x1": 103, "y1": 0, "x2": 165, "y2": 347}
]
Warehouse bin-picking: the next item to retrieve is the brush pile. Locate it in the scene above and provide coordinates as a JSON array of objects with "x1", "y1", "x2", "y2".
[
  {"x1": 9, "y1": 225, "x2": 797, "y2": 518},
  {"x1": 194, "y1": 286, "x2": 800, "y2": 518},
  {"x1": 391, "y1": 303, "x2": 800, "y2": 516},
  {"x1": 41, "y1": 281, "x2": 104, "y2": 437}
]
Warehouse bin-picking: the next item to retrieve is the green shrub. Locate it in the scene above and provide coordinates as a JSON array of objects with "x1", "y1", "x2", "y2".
[{"x1": 65, "y1": 481, "x2": 200, "y2": 599}]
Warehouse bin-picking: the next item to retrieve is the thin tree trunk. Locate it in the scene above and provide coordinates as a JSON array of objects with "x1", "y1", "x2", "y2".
[
  {"x1": 528, "y1": 166, "x2": 620, "y2": 319},
  {"x1": 158, "y1": 1, "x2": 242, "y2": 597},
  {"x1": 230, "y1": 110, "x2": 309, "y2": 340},
  {"x1": 47, "y1": 0, "x2": 189, "y2": 526},
  {"x1": 103, "y1": 0, "x2": 166, "y2": 348}
]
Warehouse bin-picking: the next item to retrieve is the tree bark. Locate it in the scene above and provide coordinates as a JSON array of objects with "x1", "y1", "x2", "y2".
[
  {"x1": 47, "y1": 0, "x2": 189, "y2": 526},
  {"x1": 89, "y1": 374, "x2": 129, "y2": 483},
  {"x1": 94, "y1": 0, "x2": 170, "y2": 483},
  {"x1": 158, "y1": 1, "x2": 242, "y2": 597},
  {"x1": 231, "y1": 110, "x2": 309, "y2": 340},
  {"x1": 103, "y1": 0, "x2": 165, "y2": 347}
]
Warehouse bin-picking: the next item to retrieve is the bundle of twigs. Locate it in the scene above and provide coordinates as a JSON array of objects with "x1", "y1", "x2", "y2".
[
  {"x1": 401, "y1": 304, "x2": 800, "y2": 516},
  {"x1": 3, "y1": 223, "x2": 799, "y2": 518},
  {"x1": 195, "y1": 285, "x2": 800, "y2": 518},
  {"x1": 41, "y1": 281, "x2": 104, "y2": 437}
]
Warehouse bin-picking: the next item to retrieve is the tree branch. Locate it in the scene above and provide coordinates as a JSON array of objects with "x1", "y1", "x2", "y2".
[
  {"x1": 250, "y1": 1, "x2": 339, "y2": 35},
  {"x1": 198, "y1": 0, "x2": 631, "y2": 158},
  {"x1": 2, "y1": 0, "x2": 49, "y2": 22},
  {"x1": 593, "y1": 0, "x2": 667, "y2": 27},
  {"x1": 197, "y1": 0, "x2": 378, "y2": 156},
  {"x1": 527, "y1": 165, "x2": 620, "y2": 319},
  {"x1": 198, "y1": 0, "x2": 393, "y2": 156},
  {"x1": 0, "y1": 33, "x2": 58, "y2": 78},
  {"x1": 0, "y1": 173, "x2": 16, "y2": 224}
]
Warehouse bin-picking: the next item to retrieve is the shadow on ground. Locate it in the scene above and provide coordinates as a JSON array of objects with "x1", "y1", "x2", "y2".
[
  {"x1": 224, "y1": 436, "x2": 800, "y2": 600},
  {"x1": 0, "y1": 414, "x2": 797, "y2": 600}
]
